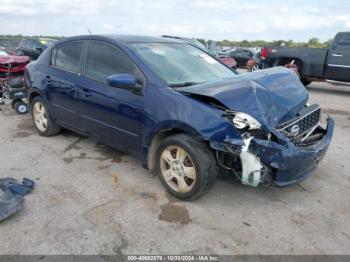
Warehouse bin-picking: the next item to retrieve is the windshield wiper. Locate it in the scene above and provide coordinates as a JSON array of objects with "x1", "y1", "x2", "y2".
[{"x1": 169, "y1": 82, "x2": 199, "y2": 88}]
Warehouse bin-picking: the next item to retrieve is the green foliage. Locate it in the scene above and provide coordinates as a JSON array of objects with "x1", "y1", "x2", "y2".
[
  {"x1": 0, "y1": 35, "x2": 333, "y2": 49},
  {"x1": 0, "y1": 35, "x2": 64, "y2": 40},
  {"x1": 215, "y1": 37, "x2": 333, "y2": 48}
]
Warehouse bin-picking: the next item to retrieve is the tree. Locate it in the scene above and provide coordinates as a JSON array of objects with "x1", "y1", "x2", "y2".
[{"x1": 308, "y1": 37, "x2": 321, "y2": 48}]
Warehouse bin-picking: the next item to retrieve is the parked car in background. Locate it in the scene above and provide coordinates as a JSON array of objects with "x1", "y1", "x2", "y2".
[
  {"x1": 162, "y1": 35, "x2": 237, "y2": 69},
  {"x1": 0, "y1": 47, "x2": 8, "y2": 56},
  {"x1": 247, "y1": 51, "x2": 263, "y2": 71},
  {"x1": 0, "y1": 52, "x2": 30, "y2": 111},
  {"x1": 262, "y1": 32, "x2": 350, "y2": 86},
  {"x1": 217, "y1": 54, "x2": 237, "y2": 69},
  {"x1": 0, "y1": 52, "x2": 29, "y2": 81},
  {"x1": 25, "y1": 35, "x2": 333, "y2": 200},
  {"x1": 228, "y1": 48, "x2": 255, "y2": 68},
  {"x1": 17, "y1": 38, "x2": 57, "y2": 60}
]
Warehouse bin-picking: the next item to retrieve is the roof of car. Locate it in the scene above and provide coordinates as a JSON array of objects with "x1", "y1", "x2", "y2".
[
  {"x1": 108, "y1": 35, "x2": 184, "y2": 43},
  {"x1": 60, "y1": 34, "x2": 184, "y2": 44}
]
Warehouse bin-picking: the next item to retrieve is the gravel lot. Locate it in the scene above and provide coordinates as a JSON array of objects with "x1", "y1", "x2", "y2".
[{"x1": 0, "y1": 82, "x2": 349, "y2": 255}]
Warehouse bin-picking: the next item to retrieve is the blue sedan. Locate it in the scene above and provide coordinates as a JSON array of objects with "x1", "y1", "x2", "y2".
[{"x1": 25, "y1": 35, "x2": 334, "y2": 200}]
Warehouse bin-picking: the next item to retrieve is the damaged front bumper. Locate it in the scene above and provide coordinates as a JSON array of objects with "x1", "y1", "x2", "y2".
[
  {"x1": 213, "y1": 117, "x2": 334, "y2": 187},
  {"x1": 254, "y1": 117, "x2": 334, "y2": 186}
]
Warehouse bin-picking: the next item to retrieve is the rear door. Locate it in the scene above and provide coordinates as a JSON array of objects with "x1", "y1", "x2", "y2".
[
  {"x1": 325, "y1": 33, "x2": 350, "y2": 82},
  {"x1": 46, "y1": 41, "x2": 85, "y2": 130},
  {"x1": 78, "y1": 40, "x2": 145, "y2": 154}
]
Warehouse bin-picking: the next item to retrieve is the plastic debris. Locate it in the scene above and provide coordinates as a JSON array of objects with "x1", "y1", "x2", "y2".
[
  {"x1": 0, "y1": 178, "x2": 35, "y2": 222},
  {"x1": 0, "y1": 177, "x2": 35, "y2": 196}
]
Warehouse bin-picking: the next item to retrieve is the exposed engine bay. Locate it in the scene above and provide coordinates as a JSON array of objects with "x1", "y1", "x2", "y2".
[{"x1": 215, "y1": 103, "x2": 328, "y2": 187}]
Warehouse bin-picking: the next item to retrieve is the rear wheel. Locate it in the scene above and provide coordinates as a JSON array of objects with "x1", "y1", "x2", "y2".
[
  {"x1": 31, "y1": 96, "x2": 61, "y2": 136},
  {"x1": 155, "y1": 134, "x2": 217, "y2": 200}
]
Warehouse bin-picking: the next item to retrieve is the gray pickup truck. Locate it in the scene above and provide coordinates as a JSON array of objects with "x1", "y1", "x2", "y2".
[{"x1": 262, "y1": 32, "x2": 350, "y2": 86}]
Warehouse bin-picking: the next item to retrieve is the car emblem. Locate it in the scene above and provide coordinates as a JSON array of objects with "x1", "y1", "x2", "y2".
[{"x1": 290, "y1": 125, "x2": 300, "y2": 135}]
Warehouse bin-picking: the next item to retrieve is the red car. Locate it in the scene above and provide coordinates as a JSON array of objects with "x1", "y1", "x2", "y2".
[
  {"x1": 0, "y1": 52, "x2": 29, "y2": 82},
  {"x1": 217, "y1": 55, "x2": 237, "y2": 69},
  {"x1": 0, "y1": 50, "x2": 30, "y2": 112}
]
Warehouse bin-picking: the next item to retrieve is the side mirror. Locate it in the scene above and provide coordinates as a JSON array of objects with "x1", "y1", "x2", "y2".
[
  {"x1": 36, "y1": 47, "x2": 43, "y2": 53},
  {"x1": 107, "y1": 73, "x2": 142, "y2": 94}
]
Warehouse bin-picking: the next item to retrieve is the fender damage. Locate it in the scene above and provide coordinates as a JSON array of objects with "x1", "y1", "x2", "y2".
[{"x1": 177, "y1": 67, "x2": 334, "y2": 187}]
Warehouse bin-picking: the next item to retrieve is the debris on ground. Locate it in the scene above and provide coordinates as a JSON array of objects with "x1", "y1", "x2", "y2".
[{"x1": 0, "y1": 178, "x2": 35, "y2": 222}]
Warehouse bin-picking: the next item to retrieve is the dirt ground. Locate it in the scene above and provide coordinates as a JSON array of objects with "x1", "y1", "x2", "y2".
[{"x1": 0, "y1": 82, "x2": 349, "y2": 255}]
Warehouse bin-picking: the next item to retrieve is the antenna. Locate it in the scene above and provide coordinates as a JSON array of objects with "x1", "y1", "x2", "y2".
[{"x1": 87, "y1": 28, "x2": 92, "y2": 35}]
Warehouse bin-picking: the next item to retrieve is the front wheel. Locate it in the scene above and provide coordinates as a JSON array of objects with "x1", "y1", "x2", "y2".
[
  {"x1": 31, "y1": 96, "x2": 61, "y2": 136},
  {"x1": 155, "y1": 134, "x2": 217, "y2": 200},
  {"x1": 301, "y1": 79, "x2": 312, "y2": 87}
]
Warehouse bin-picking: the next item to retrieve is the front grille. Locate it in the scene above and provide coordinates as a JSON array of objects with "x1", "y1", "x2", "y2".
[
  {"x1": 282, "y1": 132, "x2": 317, "y2": 147},
  {"x1": 278, "y1": 104, "x2": 321, "y2": 147}
]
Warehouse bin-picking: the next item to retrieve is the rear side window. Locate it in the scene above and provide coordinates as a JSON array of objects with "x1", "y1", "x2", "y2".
[
  {"x1": 84, "y1": 41, "x2": 144, "y2": 84},
  {"x1": 337, "y1": 34, "x2": 350, "y2": 50},
  {"x1": 52, "y1": 42, "x2": 84, "y2": 74}
]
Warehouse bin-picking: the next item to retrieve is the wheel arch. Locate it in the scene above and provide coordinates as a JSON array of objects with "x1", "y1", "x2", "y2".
[
  {"x1": 145, "y1": 123, "x2": 209, "y2": 171},
  {"x1": 28, "y1": 89, "x2": 42, "y2": 107}
]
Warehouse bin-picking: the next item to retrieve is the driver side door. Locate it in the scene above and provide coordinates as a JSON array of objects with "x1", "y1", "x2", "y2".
[
  {"x1": 325, "y1": 33, "x2": 350, "y2": 82},
  {"x1": 77, "y1": 40, "x2": 146, "y2": 155}
]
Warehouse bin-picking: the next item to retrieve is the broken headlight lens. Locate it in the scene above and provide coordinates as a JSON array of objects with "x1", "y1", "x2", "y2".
[{"x1": 232, "y1": 112, "x2": 261, "y2": 130}]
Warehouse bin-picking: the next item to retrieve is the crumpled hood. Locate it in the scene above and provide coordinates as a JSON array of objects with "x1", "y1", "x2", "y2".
[
  {"x1": 177, "y1": 67, "x2": 308, "y2": 130},
  {"x1": 0, "y1": 55, "x2": 30, "y2": 65}
]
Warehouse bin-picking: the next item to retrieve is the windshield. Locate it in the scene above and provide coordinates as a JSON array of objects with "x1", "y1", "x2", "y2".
[{"x1": 130, "y1": 43, "x2": 236, "y2": 87}]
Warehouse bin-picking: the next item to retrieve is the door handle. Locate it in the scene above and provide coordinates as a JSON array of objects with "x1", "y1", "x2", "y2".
[{"x1": 332, "y1": 53, "x2": 343, "y2": 57}]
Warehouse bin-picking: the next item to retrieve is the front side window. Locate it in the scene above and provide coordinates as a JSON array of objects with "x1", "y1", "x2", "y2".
[
  {"x1": 84, "y1": 41, "x2": 142, "y2": 83},
  {"x1": 130, "y1": 43, "x2": 236, "y2": 87},
  {"x1": 53, "y1": 42, "x2": 84, "y2": 74},
  {"x1": 337, "y1": 34, "x2": 350, "y2": 50}
]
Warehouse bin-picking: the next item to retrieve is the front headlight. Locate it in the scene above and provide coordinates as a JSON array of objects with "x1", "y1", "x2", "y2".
[{"x1": 232, "y1": 112, "x2": 261, "y2": 130}]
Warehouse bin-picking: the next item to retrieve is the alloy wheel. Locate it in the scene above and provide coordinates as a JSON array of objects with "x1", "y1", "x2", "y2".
[
  {"x1": 33, "y1": 102, "x2": 48, "y2": 132},
  {"x1": 160, "y1": 146, "x2": 196, "y2": 193}
]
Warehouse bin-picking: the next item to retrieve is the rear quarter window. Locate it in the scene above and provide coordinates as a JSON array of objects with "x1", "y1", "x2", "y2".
[{"x1": 52, "y1": 41, "x2": 84, "y2": 74}]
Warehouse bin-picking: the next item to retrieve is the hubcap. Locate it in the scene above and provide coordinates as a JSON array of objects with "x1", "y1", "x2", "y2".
[
  {"x1": 160, "y1": 146, "x2": 196, "y2": 193},
  {"x1": 18, "y1": 105, "x2": 27, "y2": 113},
  {"x1": 33, "y1": 102, "x2": 48, "y2": 132}
]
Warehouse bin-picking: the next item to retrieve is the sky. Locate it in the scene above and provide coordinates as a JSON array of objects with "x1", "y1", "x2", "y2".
[{"x1": 0, "y1": 0, "x2": 349, "y2": 41}]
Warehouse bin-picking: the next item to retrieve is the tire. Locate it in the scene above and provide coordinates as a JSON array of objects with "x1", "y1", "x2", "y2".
[
  {"x1": 155, "y1": 134, "x2": 217, "y2": 200},
  {"x1": 31, "y1": 96, "x2": 61, "y2": 136},
  {"x1": 14, "y1": 100, "x2": 28, "y2": 114},
  {"x1": 11, "y1": 99, "x2": 18, "y2": 109},
  {"x1": 252, "y1": 64, "x2": 260, "y2": 71},
  {"x1": 301, "y1": 79, "x2": 312, "y2": 87}
]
